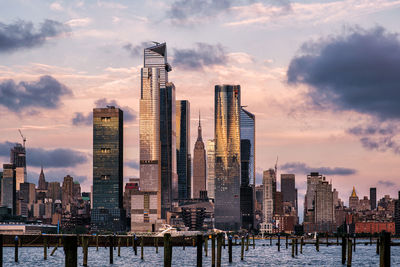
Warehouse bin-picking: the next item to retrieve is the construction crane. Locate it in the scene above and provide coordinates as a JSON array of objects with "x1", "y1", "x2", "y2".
[{"x1": 18, "y1": 129, "x2": 26, "y2": 148}]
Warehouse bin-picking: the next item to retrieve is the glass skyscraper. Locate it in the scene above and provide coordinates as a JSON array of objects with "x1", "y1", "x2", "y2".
[
  {"x1": 214, "y1": 84, "x2": 241, "y2": 230},
  {"x1": 176, "y1": 100, "x2": 191, "y2": 200},
  {"x1": 1, "y1": 164, "x2": 16, "y2": 215},
  {"x1": 10, "y1": 143, "x2": 26, "y2": 191},
  {"x1": 92, "y1": 106, "x2": 124, "y2": 231},
  {"x1": 206, "y1": 139, "x2": 216, "y2": 200}
]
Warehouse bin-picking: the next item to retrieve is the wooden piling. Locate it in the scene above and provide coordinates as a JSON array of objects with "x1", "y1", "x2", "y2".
[
  {"x1": 51, "y1": 239, "x2": 59, "y2": 256},
  {"x1": 241, "y1": 236, "x2": 245, "y2": 261},
  {"x1": 63, "y1": 235, "x2": 78, "y2": 267},
  {"x1": 337, "y1": 235, "x2": 339, "y2": 245},
  {"x1": 286, "y1": 235, "x2": 288, "y2": 249},
  {"x1": 377, "y1": 237, "x2": 380, "y2": 255},
  {"x1": 193, "y1": 237, "x2": 196, "y2": 247},
  {"x1": 183, "y1": 236, "x2": 185, "y2": 250},
  {"x1": 246, "y1": 235, "x2": 249, "y2": 251},
  {"x1": 212, "y1": 234, "x2": 216, "y2": 267},
  {"x1": 134, "y1": 236, "x2": 138, "y2": 256},
  {"x1": 223, "y1": 236, "x2": 226, "y2": 249},
  {"x1": 278, "y1": 235, "x2": 281, "y2": 252},
  {"x1": 300, "y1": 237, "x2": 303, "y2": 254},
  {"x1": 109, "y1": 236, "x2": 113, "y2": 264},
  {"x1": 217, "y1": 233, "x2": 222, "y2": 267},
  {"x1": 291, "y1": 238, "x2": 295, "y2": 258},
  {"x1": 118, "y1": 237, "x2": 121, "y2": 257},
  {"x1": 341, "y1": 236, "x2": 346, "y2": 265},
  {"x1": 353, "y1": 236, "x2": 356, "y2": 252},
  {"x1": 155, "y1": 237, "x2": 158, "y2": 253},
  {"x1": 253, "y1": 235, "x2": 255, "y2": 249},
  {"x1": 235, "y1": 236, "x2": 237, "y2": 245},
  {"x1": 14, "y1": 236, "x2": 18, "y2": 263},
  {"x1": 127, "y1": 236, "x2": 129, "y2": 247},
  {"x1": 228, "y1": 236, "x2": 233, "y2": 263},
  {"x1": 205, "y1": 235, "x2": 208, "y2": 257},
  {"x1": 380, "y1": 231, "x2": 390, "y2": 267},
  {"x1": 326, "y1": 234, "x2": 329, "y2": 247},
  {"x1": 164, "y1": 233, "x2": 172, "y2": 267},
  {"x1": 141, "y1": 237, "x2": 144, "y2": 260},
  {"x1": 270, "y1": 236, "x2": 272, "y2": 246},
  {"x1": 0, "y1": 235, "x2": 3, "y2": 267},
  {"x1": 347, "y1": 239, "x2": 352, "y2": 267},
  {"x1": 83, "y1": 237, "x2": 88, "y2": 267},
  {"x1": 96, "y1": 235, "x2": 99, "y2": 251},
  {"x1": 316, "y1": 235, "x2": 320, "y2": 252},
  {"x1": 196, "y1": 234, "x2": 203, "y2": 267},
  {"x1": 295, "y1": 238, "x2": 298, "y2": 256},
  {"x1": 370, "y1": 235, "x2": 372, "y2": 246},
  {"x1": 44, "y1": 235, "x2": 47, "y2": 260}
]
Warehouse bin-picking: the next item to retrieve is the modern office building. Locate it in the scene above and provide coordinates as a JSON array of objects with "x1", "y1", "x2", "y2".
[
  {"x1": 370, "y1": 187, "x2": 377, "y2": 210},
  {"x1": 193, "y1": 114, "x2": 206, "y2": 199},
  {"x1": 214, "y1": 84, "x2": 241, "y2": 230},
  {"x1": 10, "y1": 143, "x2": 26, "y2": 191},
  {"x1": 206, "y1": 140, "x2": 216, "y2": 200},
  {"x1": 240, "y1": 108, "x2": 255, "y2": 185},
  {"x1": 1, "y1": 164, "x2": 16, "y2": 215},
  {"x1": 314, "y1": 179, "x2": 334, "y2": 224},
  {"x1": 92, "y1": 106, "x2": 124, "y2": 231},
  {"x1": 304, "y1": 172, "x2": 323, "y2": 223},
  {"x1": 240, "y1": 139, "x2": 253, "y2": 229},
  {"x1": 19, "y1": 182, "x2": 36, "y2": 204},
  {"x1": 281, "y1": 174, "x2": 297, "y2": 214},
  {"x1": 176, "y1": 100, "x2": 191, "y2": 200}
]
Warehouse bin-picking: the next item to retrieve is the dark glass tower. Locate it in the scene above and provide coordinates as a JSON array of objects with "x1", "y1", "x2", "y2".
[
  {"x1": 92, "y1": 106, "x2": 124, "y2": 231},
  {"x1": 370, "y1": 187, "x2": 377, "y2": 210},
  {"x1": 176, "y1": 100, "x2": 191, "y2": 200},
  {"x1": 281, "y1": 174, "x2": 297, "y2": 214},
  {"x1": 10, "y1": 143, "x2": 26, "y2": 191},
  {"x1": 1, "y1": 164, "x2": 16, "y2": 215},
  {"x1": 214, "y1": 84, "x2": 241, "y2": 230}
]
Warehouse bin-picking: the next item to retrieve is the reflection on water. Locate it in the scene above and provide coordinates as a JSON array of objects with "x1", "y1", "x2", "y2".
[{"x1": 3, "y1": 239, "x2": 400, "y2": 267}]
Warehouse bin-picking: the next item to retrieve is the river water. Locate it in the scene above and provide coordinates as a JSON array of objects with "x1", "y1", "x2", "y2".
[{"x1": 3, "y1": 239, "x2": 400, "y2": 266}]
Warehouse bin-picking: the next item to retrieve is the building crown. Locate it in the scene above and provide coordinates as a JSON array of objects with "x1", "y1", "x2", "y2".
[{"x1": 351, "y1": 186, "x2": 357, "y2": 198}]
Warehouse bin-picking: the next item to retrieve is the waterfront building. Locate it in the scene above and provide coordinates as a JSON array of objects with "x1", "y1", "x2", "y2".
[
  {"x1": 1, "y1": 164, "x2": 16, "y2": 215},
  {"x1": 370, "y1": 187, "x2": 377, "y2": 210},
  {"x1": 176, "y1": 100, "x2": 191, "y2": 200},
  {"x1": 193, "y1": 113, "x2": 206, "y2": 199},
  {"x1": 304, "y1": 172, "x2": 323, "y2": 223},
  {"x1": 92, "y1": 106, "x2": 124, "y2": 231},
  {"x1": 349, "y1": 186, "x2": 359, "y2": 210},
  {"x1": 261, "y1": 169, "x2": 275, "y2": 232},
  {"x1": 214, "y1": 84, "x2": 241, "y2": 230},
  {"x1": 281, "y1": 174, "x2": 297, "y2": 214},
  {"x1": 314, "y1": 178, "x2": 334, "y2": 225},
  {"x1": 10, "y1": 143, "x2": 26, "y2": 191},
  {"x1": 206, "y1": 140, "x2": 216, "y2": 200}
]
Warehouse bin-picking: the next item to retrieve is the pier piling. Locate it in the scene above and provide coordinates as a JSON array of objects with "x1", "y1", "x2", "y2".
[
  {"x1": 316, "y1": 235, "x2": 319, "y2": 252},
  {"x1": 141, "y1": 237, "x2": 144, "y2": 260},
  {"x1": 212, "y1": 234, "x2": 216, "y2": 267},
  {"x1": 118, "y1": 237, "x2": 121, "y2": 257},
  {"x1": 347, "y1": 239, "x2": 352, "y2": 267},
  {"x1": 380, "y1": 231, "x2": 390, "y2": 267},
  {"x1": 300, "y1": 237, "x2": 303, "y2": 254},
  {"x1": 204, "y1": 235, "x2": 208, "y2": 257},
  {"x1": 14, "y1": 236, "x2": 18, "y2": 263},
  {"x1": 341, "y1": 236, "x2": 346, "y2": 265},
  {"x1": 196, "y1": 235, "x2": 202, "y2": 267},
  {"x1": 216, "y1": 233, "x2": 222, "y2": 267},
  {"x1": 295, "y1": 238, "x2": 298, "y2": 256},
  {"x1": 164, "y1": 233, "x2": 172, "y2": 267},
  {"x1": 83, "y1": 237, "x2": 88, "y2": 267},
  {"x1": 63, "y1": 235, "x2": 77, "y2": 267},
  {"x1": 109, "y1": 236, "x2": 113, "y2": 264},
  {"x1": 286, "y1": 235, "x2": 288, "y2": 249},
  {"x1": 44, "y1": 235, "x2": 47, "y2": 260},
  {"x1": 291, "y1": 238, "x2": 295, "y2": 258},
  {"x1": 278, "y1": 235, "x2": 280, "y2": 252},
  {"x1": 228, "y1": 236, "x2": 233, "y2": 263},
  {"x1": 241, "y1": 236, "x2": 245, "y2": 261}
]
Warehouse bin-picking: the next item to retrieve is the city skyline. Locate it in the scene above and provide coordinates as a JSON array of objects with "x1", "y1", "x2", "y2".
[{"x1": 1, "y1": 0, "x2": 400, "y2": 223}]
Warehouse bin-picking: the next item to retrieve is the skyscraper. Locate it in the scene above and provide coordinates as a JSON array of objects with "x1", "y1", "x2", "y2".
[
  {"x1": 92, "y1": 106, "x2": 124, "y2": 231},
  {"x1": 349, "y1": 186, "x2": 359, "y2": 210},
  {"x1": 281, "y1": 174, "x2": 297, "y2": 214},
  {"x1": 304, "y1": 172, "x2": 322, "y2": 223},
  {"x1": 370, "y1": 187, "x2": 377, "y2": 210},
  {"x1": 38, "y1": 166, "x2": 47, "y2": 190},
  {"x1": 262, "y1": 169, "x2": 275, "y2": 224},
  {"x1": 206, "y1": 140, "x2": 216, "y2": 200},
  {"x1": 143, "y1": 43, "x2": 176, "y2": 219},
  {"x1": 214, "y1": 84, "x2": 241, "y2": 230},
  {"x1": 1, "y1": 164, "x2": 16, "y2": 214},
  {"x1": 193, "y1": 113, "x2": 206, "y2": 199},
  {"x1": 10, "y1": 143, "x2": 26, "y2": 191},
  {"x1": 176, "y1": 100, "x2": 191, "y2": 200},
  {"x1": 395, "y1": 191, "x2": 400, "y2": 235}
]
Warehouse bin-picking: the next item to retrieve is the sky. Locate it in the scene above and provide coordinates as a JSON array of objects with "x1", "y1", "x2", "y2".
[{"x1": 1, "y1": 0, "x2": 400, "y2": 221}]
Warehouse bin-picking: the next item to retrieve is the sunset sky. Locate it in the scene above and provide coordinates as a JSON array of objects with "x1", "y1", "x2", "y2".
[{"x1": 1, "y1": 0, "x2": 400, "y2": 221}]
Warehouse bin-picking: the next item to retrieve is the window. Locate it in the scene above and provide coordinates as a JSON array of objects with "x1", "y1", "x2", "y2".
[
  {"x1": 101, "y1": 117, "x2": 111, "y2": 122},
  {"x1": 100, "y1": 175, "x2": 110, "y2": 181},
  {"x1": 101, "y1": 148, "x2": 111, "y2": 153}
]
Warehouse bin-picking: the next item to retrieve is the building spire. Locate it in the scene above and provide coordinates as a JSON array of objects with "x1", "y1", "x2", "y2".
[
  {"x1": 351, "y1": 186, "x2": 357, "y2": 197},
  {"x1": 197, "y1": 110, "x2": 202, "y2": 141}
]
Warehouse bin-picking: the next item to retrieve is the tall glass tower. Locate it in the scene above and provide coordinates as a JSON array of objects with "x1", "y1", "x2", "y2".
[
  {"x1": 206, "y1": 140, "x2": 216, "y2": 200},
  {"x1": 92, "y1": 106, "x2": 124, "y2": 231},
  {"x1": 10, "y1": 143, "x2": 26, "y2": 191},
  {"x1": 176, "y1": 100, "x2": 191, "y2": 200},
  {"x1": 214, "y1": 84, "x2": 241, "y2": 230}
]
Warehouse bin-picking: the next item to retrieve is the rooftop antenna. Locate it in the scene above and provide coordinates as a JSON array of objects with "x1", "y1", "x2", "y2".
[{"x1": 18, "y1": 129, "x2": 26, "y2": 148}]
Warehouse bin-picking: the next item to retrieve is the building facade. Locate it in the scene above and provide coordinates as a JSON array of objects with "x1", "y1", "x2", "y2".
[
  {"x1": 10, "y1": 143, "x2": 26, "y2": 191},
  {"x1": 370, "y1": 187, "x2": 377, "y2": 210},
  {"x1": 92, "y1": 106, "x2": 124, "y2": 231},
  {"x1": 262, "y1": 169, "x2": 275, "y2": 224},
  {"x1": 193, "y1": 114, "x2": 206, "y2": 199},
  {"x1": 176, "y1": 100, "x2": 191, "y2": 200},
  {"x1": 281, "y1": 174, "x2": 297, "y2": 214},
  {"x1": 349, "y1": 187, "x2": 359, "y2": 210},
  {"x1": 214, "y1": 84, "x2": 241, "y2": 230},
  {"x1": 206, "y1": 140, "x2": 216, "y2": 200},
  {"x1": 1, "y1": 164, "x2": 16, "y2": 215}
]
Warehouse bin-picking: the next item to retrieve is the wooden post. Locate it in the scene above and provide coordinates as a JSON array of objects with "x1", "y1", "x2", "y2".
[
  {"x1": 0, "y1": 235, "x2": 3, "y2": 267},
  {"x1": 270, "y1": 235, "x2": 272, "y2": 246},
  {"x1": 337, "y1": 235, "x2": 339, "y2": 245},
  {"x1": 341, "y1": 236, "x2": 346, "y2": 265},
  {"x1": 228, "y1": 236, "x2": 233, "y2": 263},
  {"x1": 300, "y1": 237, "x2": 303, "y2": 254},
  {"x1": 183, "y1": 236, "x2": 185, "y2": 250},
  {"x1": 140, "y1": 237, "x2": 144, "y2": 260},
  {"x1": 63, "y1": 236, "x2": 78, "y2": 267},
  {"x1": 196, "y1": 235, "x2": 203, "y2": 267},
  {"x1": 380, "y1": 231, "x2": 390, "y2": 267},
  {"x1": 241, "y1": 236, "x2": 245, "y2": 261},
  {"x1": 291, "y1": 238, "x2": 295, "y2": 258},
  {"x1": 295, "y1": 238, "x2": 298, "y2": 256},
  {"x1": 347, "y1": 239, "x2": 352, "y2": 267},
  {"x1": 134, "y1": 235, "x2": 138, "y2": 256},
  {"x1": 377, "y1": 236, "x2": 380, "y2": 255},
  {"x1": 83, "y1": 237, "x2": 88, "y2": 267},
  {"x1": 164, "y1": 233, "x2": 171, "y2": 267},
  {"x1": 155, "y1": 237, "x2": 158, "y2": 253},
  {"x1": 14, "y1": 236, "x2": 18, "y2": 263},
  {"x1": 127, "y1": 236, "x2": 129, "y2": 247},
  {"x1": 193, "y1": 237, "x2": 196, "y2": 247},
  {"x1": 96, "y1": 235, "x2": 99, "y2": 251},
  {"x1": 353, "y1": 236, "x2": 356, "y2": 252},
  {"x1": 370, "y1": 235, "x2": 372, "y2": 246},
  {"x1": 109, "y1": 236, "x2": 113, "y2": 264},
  {"x1": 44, "y1": 235, "x2": 47, "y2": 260},
  {"x1": 205, "y1": 235, "x2": 208, "y2": 257},
  {"x1": 253, "y1": 235, "x2": 255, "y2": 249},
  {"x1": 286, "y1": 235, "x2": 288, "y2": 249},
  {"x1": 316, "y1": 234, "x2": 319, "y2": 252},
  {"x1": 118, "y1": 237, "x2": 121, "y2": 257},
  {"x1": 216, "y1": 233, "x2": 222, "y2": 267},
  {"x1": 235, "y1": 236, "x2": 237, "y2": 245},
  {"x1": 278, "y1": 235, "x2": 280, "y2": 252},
  {"x1": 212, "y1": 235, "x2": 216, "y2": 267},
  {"x1": 223, "y1": 236, "x2": 225, "y2": 249},
  {"x1": 246, "y1": 234, "x2": 249, "y2": 251},
  {"x1": 326, "y1": 234, "x2": 329, "y2": 247}
]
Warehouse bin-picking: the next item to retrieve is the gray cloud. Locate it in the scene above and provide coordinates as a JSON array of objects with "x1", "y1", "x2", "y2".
[
  {"x1": 0, "y1": 75, "x2": 72, "y2": 113},
  {"x1": 377, "y1": 180, "x2": 396, "y2": 187},
  {"x1": 72, "y1": 98, "x2": 136, "y2": 126},
  {"x1": 281, "y1": 162, "x2": 357, "y2": 176},
  {"x1": 125, "y1": 160, "x2": 139, "y2": 170},
  {"x1": 0, "y1": 141, "x2": 88, "y2": 168},
  {"x1": 0, "y1": 19, "x2": 70, "y2": 52},
  {"x1": 123, "y1": 41, "x2": 152, "y2": 58},
  {"x1": 287, "y1": 26, "x2": 400, "y2": 121},
  {"x1": 173, "y1": 43, "x2": 227, "y2": 70}
]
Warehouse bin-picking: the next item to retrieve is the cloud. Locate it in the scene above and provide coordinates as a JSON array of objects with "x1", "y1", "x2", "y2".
[
  {"x1": 72, "y1": 98, "x2": 137, "y2": 126},
  {"x1": 287, "y1": 26, "x2": 400, "y2": 120},
  {"x1": 167, "y1": 0, "x2": 232, "y2": 25},
  {"x1": 281, "y1": 162, "x2": 357, "y2": 176},
  {"x1": 0, "y1": 19, "x2": 70, "y2": 52},
  {"x1": 123, "y1": 41, "x2": 152, "y2": 58},
  {"x1": 125, "y1": 160, "x2": 139, "y2": 170},
  {"x1": 0, "y1": 141, "x2": 88, "y2": 168},
  {"x1": 173, "y1": 43, "x2": 227, "y2": 70},
  {"x1": 377, "y1": 180, "x2": 396, "y2": 187},
  {"x1": 66, "y1": 18, "x2": 91, "y2": 27},
  {"x1": 50, "y1": 2, "x2": 63, "y2": 11},
  {"x1": 0, "y1": 75, "x2": 72, "y2": 113}
]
